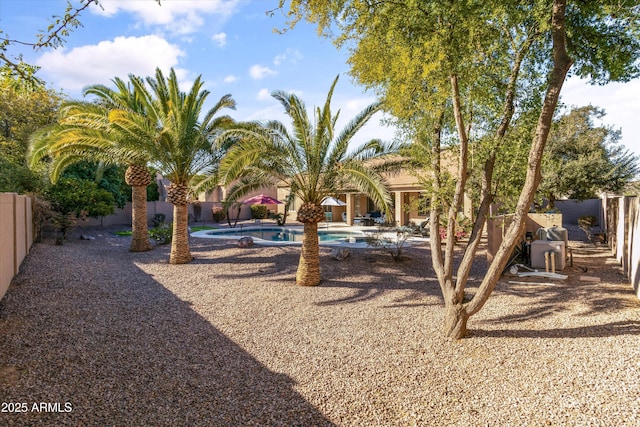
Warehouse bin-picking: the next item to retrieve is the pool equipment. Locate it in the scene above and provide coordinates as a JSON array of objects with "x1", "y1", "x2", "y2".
[{"x1": 530, "y1": 240, "x2": 566, "y2": 271}]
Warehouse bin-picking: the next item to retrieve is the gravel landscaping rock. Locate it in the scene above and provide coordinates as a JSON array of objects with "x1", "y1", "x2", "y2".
[{"x1": 1, "y1": 227, "x2": 639, "y2": 426}]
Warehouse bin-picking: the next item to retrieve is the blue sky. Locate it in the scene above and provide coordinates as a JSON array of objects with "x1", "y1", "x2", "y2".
[{"x1": 1, "y1": 0, "x2": 639, "y2": 156}]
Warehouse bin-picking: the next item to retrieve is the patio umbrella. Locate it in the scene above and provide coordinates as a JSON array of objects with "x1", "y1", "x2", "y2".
[
  {"x1": 242, "y1": 194, "x2": 283, "y2": 205},
  {"x1": 320, "y1": 196, "x2": 346, "y2": 206}
]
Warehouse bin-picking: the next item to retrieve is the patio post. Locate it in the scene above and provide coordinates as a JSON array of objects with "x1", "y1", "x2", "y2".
[{"x1": 394, "y1": 191, "x2": 404, "y2": 226}]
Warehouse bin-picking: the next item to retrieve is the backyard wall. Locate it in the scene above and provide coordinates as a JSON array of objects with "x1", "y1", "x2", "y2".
[
  {"x1": 554, "y1": 199, "x2": 603, "y2": 236},
  {"x1": 81, "y1": 201, "x2": 256, "y2": 227},
  {"x1": 486, "y1": 213, "x2": 562, "y2": 263},
  {"x1": 0, "y1": 193, "x2": 34, "y2": 302},
  {"x1": 605, "y1": 196, "x2": 640, "y2": 299}
]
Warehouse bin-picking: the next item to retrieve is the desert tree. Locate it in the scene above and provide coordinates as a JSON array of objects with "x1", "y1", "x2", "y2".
[
  {"x1": 281, "y1": 0, "x2": 640, "y2": 338},
  {"x1": 539, "y1": 105, "x2": 640, "y2": 206}
]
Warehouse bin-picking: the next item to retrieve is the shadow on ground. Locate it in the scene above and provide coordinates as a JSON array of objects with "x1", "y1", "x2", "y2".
[
  {"x1": 472, "y1": 320, "x2": 640, "y2": 338},
  {"x1": 473, "y1": 243, "x2": 640, "y2": 337},
  {"x1": 189, "y1": 239, "x2": 448, "y2": 307},
  {"x1": 0, "y1": 238, "x2": 335, "y2": 426}
]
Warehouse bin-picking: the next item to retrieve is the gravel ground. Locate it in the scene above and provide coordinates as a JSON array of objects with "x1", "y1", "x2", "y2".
[{"x1": 1, "y1": 227, "x2": 639, "y2": 426}]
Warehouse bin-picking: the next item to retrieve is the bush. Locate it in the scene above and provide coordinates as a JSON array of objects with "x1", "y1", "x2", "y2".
[
  {"x1": 149, "y1": 223, "x2": 172, "y2": 245},
  {"x1": 250, "y1": 205, "x2": 267, "y2": 219},
  {"x1": 578, "y1": 215, "x2": 598, "y2": 243},
  {"x1": 438, "y1": 214, "x2": 471, "y2": 242},
  {"x1": 366, "y1": 226, "x2": 413, "y2": 262},
  {"x1": 152, "y1": 213, "x2": 166, "y2": 228},
  {"x1": 212, "y1": 207, "x2": 226, "y2": 222},
  {"x1": 47, "y1": 177, "x2": 115, "y2": 219}
]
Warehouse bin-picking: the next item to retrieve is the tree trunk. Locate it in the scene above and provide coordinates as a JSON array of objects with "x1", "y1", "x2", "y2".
[
  {"x1": 129, "y1": 185, "x2": 152, "y2": 252},
  {"x1": 465, "y1": 0, "x2": 573, "y2": 320},
  {"x1": 437, "y1": 0, "x2": 573, "y2": 338},
  {"x1": 169, "y1": 203, "x2": 192, "y2": 264},
  {"x1": 443, "y1": 302, "x2": 469, "y2": 339},
  {"x1": 296, "y1": 221, "x2": 321, "y2": 286}
]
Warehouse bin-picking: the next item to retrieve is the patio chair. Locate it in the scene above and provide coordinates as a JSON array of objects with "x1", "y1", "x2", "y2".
[{"x1": 418, "y1": 219, "x2": 430, "y2": 236}]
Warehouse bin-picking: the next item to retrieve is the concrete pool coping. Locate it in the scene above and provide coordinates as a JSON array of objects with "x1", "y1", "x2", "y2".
[{"x1": 190, "y1": 223, "x2": 429, "y2": 248}]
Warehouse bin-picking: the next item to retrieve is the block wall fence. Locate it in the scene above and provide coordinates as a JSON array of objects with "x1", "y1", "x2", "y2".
[{"x1": 1, "y1": 193, "x2": 34, "y2": 301}]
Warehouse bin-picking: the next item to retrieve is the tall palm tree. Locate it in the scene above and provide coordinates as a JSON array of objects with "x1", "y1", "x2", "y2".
[
  {"x1": 130, "y1": 67, "x2": 236, "y2": 264},
  {"x1": 29, "y1": 77, "x2": 155, "y2": 252},
  {"x1": 217, "y1": 75, "x2": 396, "y2": 286}
]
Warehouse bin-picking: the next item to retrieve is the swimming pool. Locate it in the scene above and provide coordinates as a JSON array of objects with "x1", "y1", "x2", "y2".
[{"x1": 190, "y1": 226, "x2": 370, "y2": 245}]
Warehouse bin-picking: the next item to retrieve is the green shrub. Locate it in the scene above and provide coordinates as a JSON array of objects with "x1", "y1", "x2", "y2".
[
  {"x1": 152, "y1": 213, "x2": 166, "y2": 227},
  {"x1": 149, "y1": 223, "x2": 172, "y2": 245},
  {"x1": 212, "y1": 207, "x2": 226, "y2": 222},
  {"x1": 250, "y1": 205, "x2": 267, "y2": 219}
]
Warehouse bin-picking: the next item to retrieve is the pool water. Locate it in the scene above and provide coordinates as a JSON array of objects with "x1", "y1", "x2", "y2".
[{"x1": 193, "y1": 227, "x2": 368, "y2": 244}]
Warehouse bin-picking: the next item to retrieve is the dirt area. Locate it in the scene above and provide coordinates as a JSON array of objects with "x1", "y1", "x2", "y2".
[{"x1": 1, "y1": 229, "x2": 637, "y2": 426}]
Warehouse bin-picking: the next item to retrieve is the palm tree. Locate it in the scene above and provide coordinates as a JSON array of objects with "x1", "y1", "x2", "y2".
[
  {"x1": 130, "y1": 67, "x2": 236, "y2": 264},
  {"x1": 217, "y1": 75, "x2": 396, "y2": 286},
  {"x1": 29, "y1": 77, "x2": 155, "y2": 252}
]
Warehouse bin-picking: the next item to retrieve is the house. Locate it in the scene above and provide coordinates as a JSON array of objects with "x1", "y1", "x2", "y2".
[{"x1": 198, "y1": 157, "x2": 474, "y2": 226}]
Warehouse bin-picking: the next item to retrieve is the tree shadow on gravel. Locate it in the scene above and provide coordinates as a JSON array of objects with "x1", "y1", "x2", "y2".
[
  {"x1": 185, "y1": 240, "x2": 448, "y2": 307},
  {"x1": 0, "y1": 240, "x2": 335, "y2": 427},
  {"x1": 471, "y1": 320, "x2": 640, "y2": 339},
  {"x1": 314, "y1": 249, "x2": 445, "y2": 307},
  {"x1": 473, "y1": 245, "x2": 640, "y2": 337},
  {"x1": 483, "y1": 270, "x2": 637, "y2": 323}
]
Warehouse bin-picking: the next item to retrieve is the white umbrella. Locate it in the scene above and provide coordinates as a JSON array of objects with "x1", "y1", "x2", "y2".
[{"x1": 320, "y1": 196, "x2": 347, "y2": 206}]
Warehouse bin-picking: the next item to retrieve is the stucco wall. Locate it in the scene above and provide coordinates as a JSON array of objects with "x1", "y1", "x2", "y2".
[
  {"x1": 81, "y1": 201, "x2": 257, "y2": 227},
  {"x1": 486, "y1": 212, "x2": 563, "y2": 263},
  {"x1": 0, "y1": 193, "x2": 34, "y2": 302},
  {"x1": 608, "y1": 196, "x2": 640, "y2": 299}
]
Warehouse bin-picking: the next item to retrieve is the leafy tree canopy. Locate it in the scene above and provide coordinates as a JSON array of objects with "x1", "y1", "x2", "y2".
[
  {"x1": 539, "y1": 105, "x2": 640, "y2": 204},
  {"x1": 0, "y1": 69, "x2": 62, "y2": 193},
  {"x1": 46, "y1": 177, "x2": 115, "y2": 219},
  {"x1": 281, "y1": 0, "x2": 640, "y2": 338},
  {"x1": 60, "y1": 162, "x2": 130, "y2": 209}
]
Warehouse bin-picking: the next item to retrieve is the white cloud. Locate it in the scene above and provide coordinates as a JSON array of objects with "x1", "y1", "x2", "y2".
[
  {"x1": 344, "y1": 96, "x2": 378, "y2": 113},
  {"x1": 249, "y1": 64, "x2": 277, "y2": 80},
  {"x1": 212, "y1": 32, "x2": 227, "y2": 47},
  {"x1": 273, "y1": 48, "x2": 303, "y2": 66},
  {"x1": 94, "y1": 0, "x2": 240, "y2": 35},
  {"x1": 36, "y1": 35, "x2": 185, "y2": 94},
  {"x1": 256, "y1": 88, "x2": 271, "y2": 100},
  {"x1": 223, "y1": 74, "x2": 238, "y2": 83},
  {"x1": 243, "y1": 104, "x2": 288, "y2": 123}
]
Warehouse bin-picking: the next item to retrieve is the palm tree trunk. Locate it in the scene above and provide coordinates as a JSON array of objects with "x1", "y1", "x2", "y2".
[
  {"x1": 129, "y1": 185, "x2": 152, "y2": 252},
  {"x1": 296, "y1": 221, "x2": 321, "y2": 286},
  {"x1": 169, "y1": 203, "x2": 192, "y2": 264}
]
